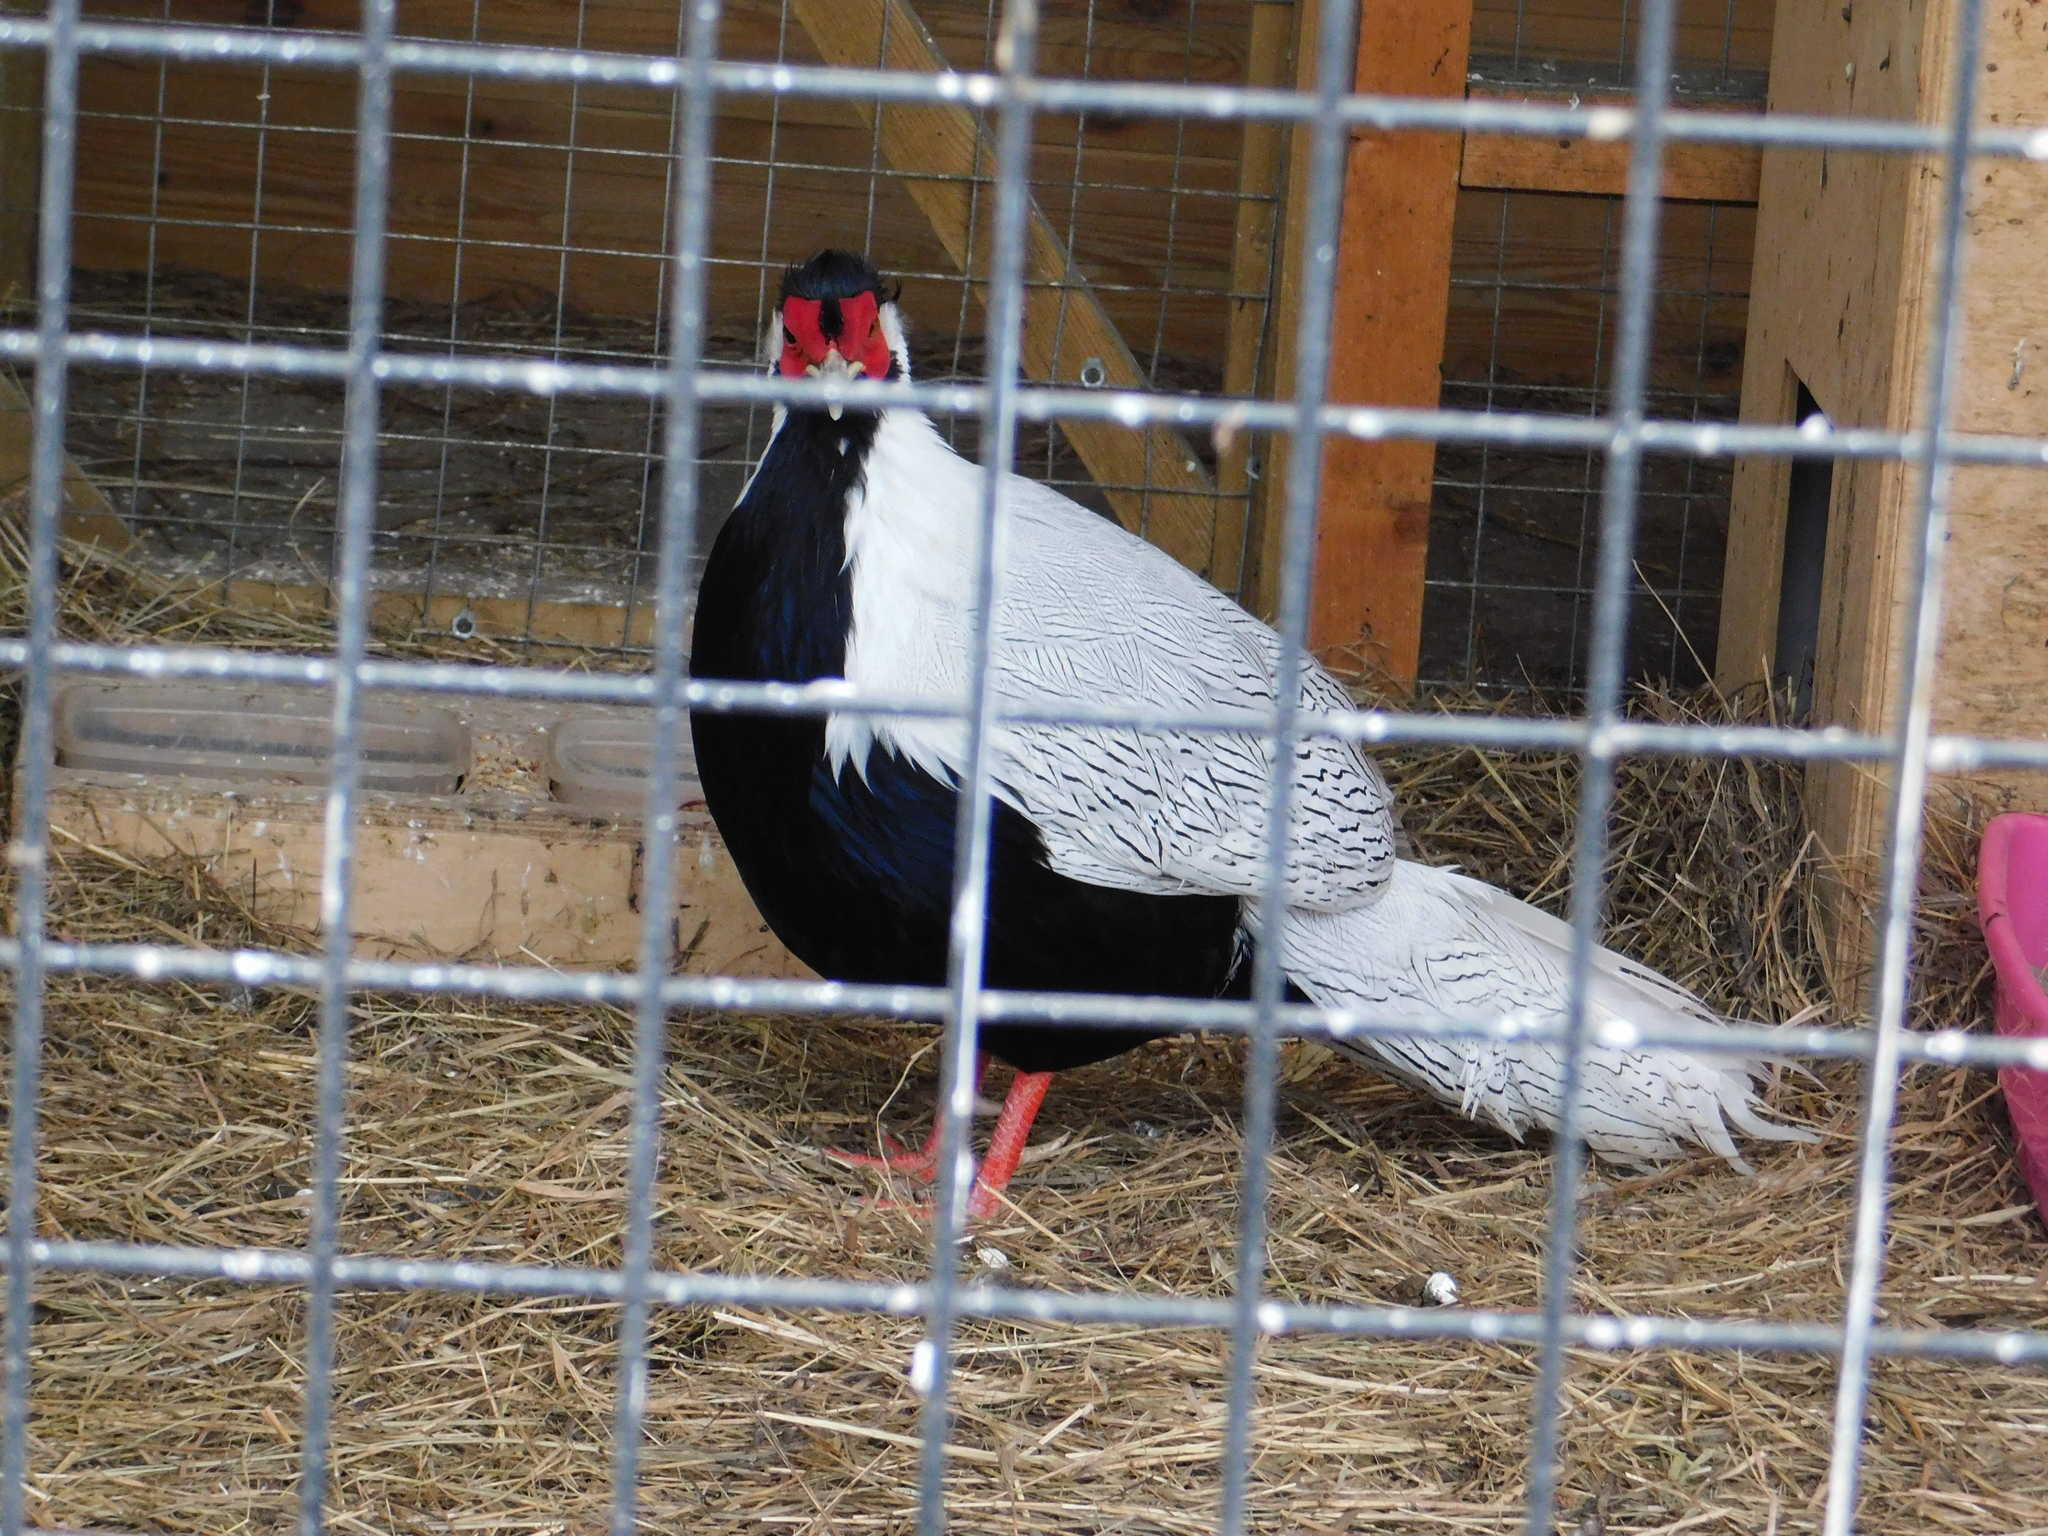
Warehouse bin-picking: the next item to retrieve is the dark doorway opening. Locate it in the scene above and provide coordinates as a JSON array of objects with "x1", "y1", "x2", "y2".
[{"x1": 1774, "y1": 379, "x2": 1833, "y2": 719}]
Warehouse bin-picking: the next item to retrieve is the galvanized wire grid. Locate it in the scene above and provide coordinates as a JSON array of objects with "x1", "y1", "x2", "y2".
[
  {"x1": 1422, "y1": 200, "x2": 1737, "y2": 693},
  {"x1": 1424, "y1": 183, "x2": 1752, "y2": 695},
  {"x1": 26, "y1": 0, "x2": 1264, "y2": 645},
  {"x1": 3, "y1": 3, "x2": 2048, "y2": 1536},
  {"x1": 1422, "y1": 8, "x2": 1770, "y2": 695}
]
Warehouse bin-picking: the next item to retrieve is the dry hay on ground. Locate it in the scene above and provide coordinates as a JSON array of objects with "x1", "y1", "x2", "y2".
[
  {"x1": 6, "y1": 719, "x2": 2044, "y2": 1535},
  {"x1": 2, "y1": 536, "x2": 2045, "y2": 1534}
]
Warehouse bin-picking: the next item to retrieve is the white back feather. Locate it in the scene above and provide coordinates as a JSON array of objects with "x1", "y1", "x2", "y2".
[{"x1": 831, "y1": 406, "x2": 1399, "y2": 907}]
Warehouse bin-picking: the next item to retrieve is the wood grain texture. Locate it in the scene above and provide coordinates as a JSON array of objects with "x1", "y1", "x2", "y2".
[
  {"x1": 1469, "y1": 0, "x2": 1777, "y2": 76},
  {"x1": 1308, "y1": 0, "x2": 1473, "y2": 687},
  {"x1": 78, "y1": 0, "x2": 1264, "y2": 89},
  {"x1": 1917, "y1": 22, "x2": 2048, "y2": 748},
  {"x1": 1245, "y1": 0, "x2": 1317, "y2": 624},
  {"x1": 1458, "y1": 92, "x2": 1761, "y2": 203},
  {"x1": 1209, "y1": 0, "x2": 1294, "y2": 596},
  {"x1": 68, "y1": 0, "x2": 1244, "y2": 575},
  {"x1": 1439, "y1": 189, "x2": 1752, "y2": 395},
  {"x1": 1721, "y1": 0, "x2": 2048, "y2": 977},
  {"x1": 783, "y1": 0, "x2": 1222, "y2": 574},
  {"x1": 1717, "y1": 0, "x2": 1937, "y2": 948},
  {"x1": 46, "y1": 713, "x2": 811, "y2": 974}
]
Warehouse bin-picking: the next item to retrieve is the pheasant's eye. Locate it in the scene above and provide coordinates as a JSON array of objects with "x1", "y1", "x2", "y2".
[{"x1": 783, "y1": 327, "x2": 797, "y2": 346}]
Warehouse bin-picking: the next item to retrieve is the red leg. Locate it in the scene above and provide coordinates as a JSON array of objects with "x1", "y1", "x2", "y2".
[
  {"x1": 829, "y1": 1054, "x2": 988, "y2": 1183},
  {"x1": 965, "y1": 1070, "x2": 1053, "y2": 1220}
]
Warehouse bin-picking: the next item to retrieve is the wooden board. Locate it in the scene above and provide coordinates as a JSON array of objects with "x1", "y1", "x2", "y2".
[
  {"x1": 1469, "y1": 0, "x2": 1777, "y2": 76},
  {"x1": 1715, "y1": 0, "x2": 1942, "y2": 970},
  {"x1": 62, "y1": 0, "x2": 1253, "y2": 575},
  {"x1": 1244, "y1": 0, "x2": 1318, "y2": 626},
  {"x1": 1208, "y1": 0, "x2": 1294, "y2": 598},
  {"x1": 1308, "y1": 0, "x2": 1473, "y2": 686},
  {"x1": 1440, "y1": 189, "x2": 1754, "y2": 393},
  {"x1": 46, "y1": 786, "x2": 802, "y2": 973},
  {"x1": 1248, "y1": 0, "x2": 1471, "y2": 687},
  {"x1": 159, "y1": 575, "x2": 667, "y2": 651},
  {"x1": 63, "y1": 0, "x2": 1254, "y2": 330},
  {"x1": 781, "y1": 0, "x2": 1222, "y2": 575},
  {"x1": 1460, "y1": 91, "x2": 1762, "y2": 204},
  {"x1": 1718, "y1": 0, "x2": 2048, "y2": 979},
  {"x1": 42, "y1": 692, "x2": 810, "y2": 974},
  {"x1": 74, "y1": 0, "x2": 1264, "y2": 93}
]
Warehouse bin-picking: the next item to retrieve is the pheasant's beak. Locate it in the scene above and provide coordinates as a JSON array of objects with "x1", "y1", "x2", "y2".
[{"x1": 804, "y1": 348, "x2": 865, "y2": 420}]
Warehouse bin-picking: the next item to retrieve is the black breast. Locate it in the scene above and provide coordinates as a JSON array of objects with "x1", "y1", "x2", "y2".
[{"x1": 688, "y1": 410, "x2": 1245, "y2": 1073}]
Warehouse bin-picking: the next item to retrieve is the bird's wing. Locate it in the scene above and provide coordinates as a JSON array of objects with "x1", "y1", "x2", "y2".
[
  {"x1": 835, "y1": 411, "x2": 1397, "y2": 907},
  {"x1": 987, "y1": 475, "x2": 1398, "y2": 908}
]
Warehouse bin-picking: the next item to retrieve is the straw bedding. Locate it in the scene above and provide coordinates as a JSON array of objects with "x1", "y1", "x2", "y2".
[{"x1": 3, "y1": 535, "x2": 2045, "y2": 1536}]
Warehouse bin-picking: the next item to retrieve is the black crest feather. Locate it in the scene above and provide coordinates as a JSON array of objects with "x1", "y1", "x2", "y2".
[{"x1": 778, "y1": 249, "x2": 901, "y2": 307}]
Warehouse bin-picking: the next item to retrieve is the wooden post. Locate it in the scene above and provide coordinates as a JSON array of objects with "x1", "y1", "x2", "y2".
[
  {"x1": 1209, "y1": 0, "x2": 1295, "y2": 600},
  {"x1": 1247, "y1": 0, "x2": 1316, "y2": 626},
  {"x1": 1719, "y1": 0, "x2": 2048, "y2": 985},
  {"x1": 1250, "y1": 0, "x2": 1473, "y2": 688},
  {"x1": 786, "y1": 0, "x2": 1224, "y2": 577}
]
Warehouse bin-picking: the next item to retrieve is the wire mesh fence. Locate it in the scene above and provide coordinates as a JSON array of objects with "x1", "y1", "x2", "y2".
[
  {"x1": 14, "y1": 0, "x2": 1283, "y2": 650},
  {"x1": 0, "y1": 0, "x2": 2046, "y2": 1532},
  {"x1": 9, "y1": 0, "x2": 1772, "y2": 690},
  {"x1": 1421, "y1": 0, "x2": 1770, "y2": 694}
]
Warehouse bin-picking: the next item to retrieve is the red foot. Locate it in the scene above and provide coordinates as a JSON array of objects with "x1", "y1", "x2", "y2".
[
  {"x1": 826, "y1": 1061, "x2": 1055, "y2": 1222},
  {"x1": 964, "y1": 1069, "x2": 1051, "y2": 1219},
  {"x1": 827, "y1": 1134, "x2": 941, "y2": 1182},
  {"x1": 826, "y1": 1055, "x2": 988, "y2": 1185}
]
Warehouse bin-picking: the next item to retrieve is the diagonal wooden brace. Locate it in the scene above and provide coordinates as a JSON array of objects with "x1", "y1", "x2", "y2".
[
  {"x1": 787, "y1": 0, "x2": 1223, "y2": 578},
  {"x1": 0, "y1": 370, "x2": 133, "y2": 551}
]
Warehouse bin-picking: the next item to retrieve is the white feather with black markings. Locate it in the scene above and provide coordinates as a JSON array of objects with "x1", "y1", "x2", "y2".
[
  {"x1": 1274, "y1": 861, "x2": 1814, "y2": 1168},
  {"x1": 826, "y1": 406, "x2": 1399, "y2": 910}
]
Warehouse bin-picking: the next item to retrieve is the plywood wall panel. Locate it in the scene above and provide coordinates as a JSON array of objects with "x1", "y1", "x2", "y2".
[
  {"x1": 1923, "y1": 34, "x2": 2048, "y2": 744},
  {"x1": 1718, "y1": 0, "x2": 2048, "y2": 979}
]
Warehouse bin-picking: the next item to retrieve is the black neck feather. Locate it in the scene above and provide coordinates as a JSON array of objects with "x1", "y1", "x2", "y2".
[{"x1": 689, "y1": 406, "x2": 883, "y2": 687}]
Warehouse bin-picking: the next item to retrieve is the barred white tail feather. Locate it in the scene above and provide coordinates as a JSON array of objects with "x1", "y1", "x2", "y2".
[{"x1": 1279, "y1": 861, "x2": 1817, "y2": 1171}]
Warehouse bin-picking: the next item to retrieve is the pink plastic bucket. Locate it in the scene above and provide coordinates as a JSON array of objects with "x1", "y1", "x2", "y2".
[{"x1": 1978, "y1": 813, "x2": 2048, "y2": 1219}]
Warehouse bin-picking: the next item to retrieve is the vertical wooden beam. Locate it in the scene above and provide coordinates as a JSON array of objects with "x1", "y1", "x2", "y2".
[
  {"x1": 1714, "y1": 0, "x2": 1945, "y2": 986},
  {"x1": 1208, "y1": 0, "x2": 1295, "y2": 599},
  {"x1": 1248, "y1": 0, "x2": 1316, "y2": 624},
  {"x1": 1314, "y1": 0, "x2": 1470, "y2": 684},
  {"x1": 1249, "y1": 0, "x2": 1472, "y2": 688}
]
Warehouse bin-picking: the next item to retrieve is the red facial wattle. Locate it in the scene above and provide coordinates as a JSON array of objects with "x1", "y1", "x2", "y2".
[{"x1": 778, "y1": 292, "x2": 893, "y2": 382}]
